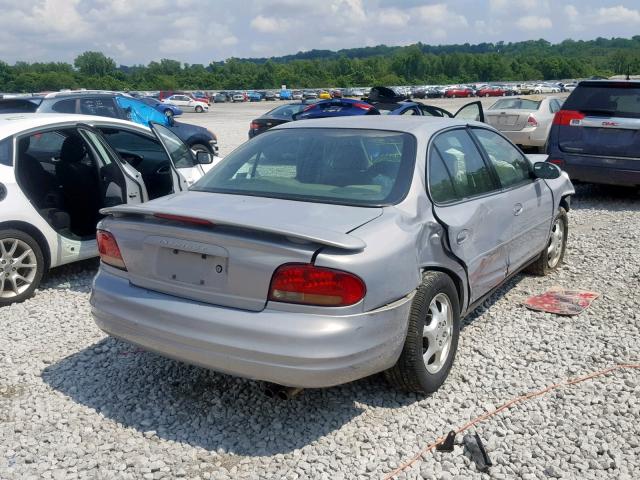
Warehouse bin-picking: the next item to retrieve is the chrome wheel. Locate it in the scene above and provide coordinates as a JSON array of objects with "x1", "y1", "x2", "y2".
[
  {"x1": 422, "y1": 293, "x2": 453, "y2": 374},
  {"x1": 547, "y1": 217, "x2": 565, "y2": 268},
  {"x1": 0, "y1": 238, "x2": 38, "y2": 299}
]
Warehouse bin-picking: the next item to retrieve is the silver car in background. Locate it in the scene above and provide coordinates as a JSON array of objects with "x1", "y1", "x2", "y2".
[
  {"x1": 90, "y1": 117, "x2": 574, "y2": 394},
  {"x1": 485, "y1": 96, "x2": 564, "y2": 151}
]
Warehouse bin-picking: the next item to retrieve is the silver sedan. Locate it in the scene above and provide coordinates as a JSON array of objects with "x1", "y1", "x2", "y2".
[
  {"x1": 485, "y1": 96, "x2": 564, "y2": 151},
  {"x1": 90, "y1": 116, "x2": 574, "y2": 394}
]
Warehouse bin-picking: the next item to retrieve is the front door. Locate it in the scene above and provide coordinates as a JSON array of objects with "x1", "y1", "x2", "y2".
[
  {"x1": 149, "y1": 122, "x2": 198, "y2": 189},
  {"x1": 427, "y1": 128, "x2": 510, "y2": 302},
  {"x1": 470, "y1": 127, "x2": 554, "y2": 272}
]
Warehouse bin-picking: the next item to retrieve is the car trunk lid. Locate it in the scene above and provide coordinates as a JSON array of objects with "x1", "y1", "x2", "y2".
[
  {"x1": 486, "y1": 109, "x2": 532, "y2": 131},
  {"x1": 100, "y1": 192, "x2": 380, "y2": 311}
]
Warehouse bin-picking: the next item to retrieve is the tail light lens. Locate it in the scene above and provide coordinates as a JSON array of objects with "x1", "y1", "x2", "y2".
[
  {"x1": 553, "y1": 110, "x2": 585, "y2": 126},
  {"x1": 250, "y1": 121, "x2": 260, "y2": 130},
  {"x1": 527, "y1": 115, "x2": 538, "y2": 127},
  {"x1": 353, "y1": 102, "x2": 372, "y2": 110},
  {"x1": 548, "y1": 159, "x2": 564, "y2": 167},
  {"x1": 97, "y1": 230, "x2": 126, "y2": 270},
  {"x1": 269, "y1": 263, "x2": 366, "y2": 307}
]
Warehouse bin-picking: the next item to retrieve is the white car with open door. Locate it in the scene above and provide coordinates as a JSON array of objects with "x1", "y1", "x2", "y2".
[{"x1": 0, "y1": 114, "x2": 214, "y2": 305}]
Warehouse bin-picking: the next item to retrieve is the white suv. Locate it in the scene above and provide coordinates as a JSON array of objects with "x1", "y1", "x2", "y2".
[{"x1": 0, "y1": 113, "x2": 213, "y2": 305}]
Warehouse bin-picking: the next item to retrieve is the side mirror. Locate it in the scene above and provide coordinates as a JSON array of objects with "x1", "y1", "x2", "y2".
[
  {"x1": 195, "y1": 150, "x2": 213, "y2": 165},
  {"x1": 533, "y1": 161, "x2": 561, "y2": 180}
]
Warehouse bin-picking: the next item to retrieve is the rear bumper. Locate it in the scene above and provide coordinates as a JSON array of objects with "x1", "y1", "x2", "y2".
[
  {"x1": 90, "y1": 269, "x2": 413, "y2": 388},
  {"x1": 498, "y1": 127, "x2": 546, "y2": 147},
  {"x1": 553, "y1": 154, "x2": 640, "y2": 187}
]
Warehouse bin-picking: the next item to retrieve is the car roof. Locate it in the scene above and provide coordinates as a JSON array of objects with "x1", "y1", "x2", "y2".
[
  {"x1": 273, "y1": 115, "x2": 481, "y2": 136},
  {"x1": 0, "y1": 113, "x2": 150, "y2": 138},
  {"x1": 43, "y1": 90, "x2": 125, "y2": 99}
]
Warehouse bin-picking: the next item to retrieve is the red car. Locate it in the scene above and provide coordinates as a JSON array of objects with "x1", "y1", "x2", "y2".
[
  {"x1": 444, "y1": 87, "x2": 474, "y2": 98},
  {"x1": 477, "y1": 86, "x2": 507, "y2": 97}
]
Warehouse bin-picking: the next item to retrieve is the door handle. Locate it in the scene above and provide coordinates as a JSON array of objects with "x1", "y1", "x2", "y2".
[
  {"x1": 513, "y1": 203, "x2": 523, "y2": 216},
  {"x1": 456, "y1": 230, "x2": 469, "y2": 245},
  {"x1": 128, "y1": 192, "x2": 139, "y2": 199}
]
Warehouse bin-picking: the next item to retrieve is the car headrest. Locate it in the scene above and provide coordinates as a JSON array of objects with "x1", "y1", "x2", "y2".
[{"x1": 60, "y1": 135, "x2": 87, "y2": 164}]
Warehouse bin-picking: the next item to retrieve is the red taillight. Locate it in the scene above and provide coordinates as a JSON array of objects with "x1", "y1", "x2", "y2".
[
  {"x1": 97, "y1": 229, "x2": 126, "y2": 270},
  {"x1": 548, "y1": 159, "x2": 564, "y2": 167},
  {"x1": 527, "y1": 115, "x2": 538, "y2": 127},
  {"x1": 553, "y1": 110, "x2": 585, "y2": 126},
  {"x1": 153, "y1": 213, "x2": 213, "y2": 226},
  {"x1": 353, "y1": 102, "x2": 372, "y2": 110},
  {"x1": 250, "y1": 121, "x2": 260, "y2": 130},
  {"x1": 302, "y1": 104, "x2": 317, "y2": 112},
  {"x1": 268, "y1": 263, "x2": 366, "y2": 307}
]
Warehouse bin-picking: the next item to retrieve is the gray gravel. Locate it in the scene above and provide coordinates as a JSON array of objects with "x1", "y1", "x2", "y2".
[{"x1": 1, "y1": 183, "x2": 639, "y2": 477}]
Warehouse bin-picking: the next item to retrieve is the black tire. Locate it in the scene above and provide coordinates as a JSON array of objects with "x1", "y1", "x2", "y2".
[
  {"x1": 385, "y1": 271, "x2": 460, "y2": 394},
  {"x1": 164, "y1": 109, "x2": 174, "y2": 118},
  {"x1": 526, "y1": 207, "x2": 568, "y2": 276},
  {"x1": 195, "y1": 105, "x2": 204, "y2": 113},
  {"x1": 0, "y1": 229, "x2": 45, "y2": 306}
]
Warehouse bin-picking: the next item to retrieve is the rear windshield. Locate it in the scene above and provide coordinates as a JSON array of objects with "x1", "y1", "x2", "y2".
[
  {"x1": 489, "y1": 98, "x2": 541, "y2": 110},
  {"x1": 191, "y1": 128, "x2": 417, "y2": 206},
  {"x1": 563, "y1": 82, "x2": 640, "y2": 117}
]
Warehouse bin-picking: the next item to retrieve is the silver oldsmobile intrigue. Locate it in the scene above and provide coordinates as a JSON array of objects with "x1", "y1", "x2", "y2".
[{"x1": 90, "y1": 116, "x2": 574, "y2": 394}]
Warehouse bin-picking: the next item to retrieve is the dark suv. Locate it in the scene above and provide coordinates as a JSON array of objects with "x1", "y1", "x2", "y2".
[
  {"x1": 1, "y1": 91, "x2": 218, "y2": 155},
  {"x1": 547, "y1": 80, "x2": 640, "y2": 187}
]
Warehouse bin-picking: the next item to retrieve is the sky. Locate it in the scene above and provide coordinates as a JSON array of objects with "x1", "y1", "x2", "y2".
[{"x1": 0, "y1": 0, "x2": 639, "y2": 65}]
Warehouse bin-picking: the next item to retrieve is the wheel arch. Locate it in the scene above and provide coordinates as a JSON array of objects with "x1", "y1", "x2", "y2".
[
  {"x1": 420, "y1": 266, "x2": 466, "y2": 315},
  {"x1": 0, "y1": 221, "x2": 51, "y2": 269}
]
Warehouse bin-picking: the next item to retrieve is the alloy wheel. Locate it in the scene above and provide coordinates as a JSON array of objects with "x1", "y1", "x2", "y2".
[
  {"x1": 422, "y1": 293, "x2": 454, "y2": 374},
  {"x1": 0, "y1": 238, "x2": 38, "y2": 298},
  {"x1": 547, "y1": 217, "x2": 565, "y2": 268}
]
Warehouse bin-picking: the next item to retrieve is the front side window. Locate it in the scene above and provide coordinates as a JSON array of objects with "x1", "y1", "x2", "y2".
[
  {"x1": 471, "y1": 128, "x2": 531, "y2": 188},
  {"x1": 192, "y1": 128, "x2": 417, "y2": 206},
  {"x1": 431, "y1": 129, "x2": 496, "y2": 200}
]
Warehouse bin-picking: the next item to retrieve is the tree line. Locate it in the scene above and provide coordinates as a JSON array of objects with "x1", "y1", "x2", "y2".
[{"x1": 1, "y1": 37, "x2": 640, "y2": 93}]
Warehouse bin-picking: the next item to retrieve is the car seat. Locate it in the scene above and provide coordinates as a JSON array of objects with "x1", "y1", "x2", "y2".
[
  {"x1": 17, "y1": 137, "x2": 57, "y2": 208},
  {"x1": 56, "y1": 135, "x2": 101, "y2": 236},
  {"x1": 319, "y1": 144, "x2": 370, "y2": 187}
]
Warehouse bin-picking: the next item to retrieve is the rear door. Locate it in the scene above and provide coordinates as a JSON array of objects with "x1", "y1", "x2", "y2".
[
  {"x1": 556, "y1": 81, "x2": 640, "y2": 158},
  {"x1": 427, "y1": 128, "x2": 511, "y2": 302}
]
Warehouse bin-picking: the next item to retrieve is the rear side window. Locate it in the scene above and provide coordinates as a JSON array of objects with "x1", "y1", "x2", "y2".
[
  {"x1": 51, "y1": 99, "x2": 77, "y2": 114},
  {"x1": 428, "y1": 149, "x2": 457, "y2": 203},
  {"x1": 430, "y1": 129, "x2": 496, "y2": 201},
  {"x1": 563, "y1": 82, "x2": 640, "y2": 117},
  {"x1": 80, "y1": 98, "x2": 118, "y2": 118},
  {"x1": 0, "y1": 137, "x2": 12, "y2": 166}
]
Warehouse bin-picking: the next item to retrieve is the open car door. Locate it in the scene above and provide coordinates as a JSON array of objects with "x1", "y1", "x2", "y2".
[
  {"x1": 148, "y1": 122, "x2": 194, "y2": 190},
  {"x1": 453, "y1": 100, "x2": 485, "y2": 123},
  {"x1": 76, "y1": 123, "x2": 147, "y2": 206}
]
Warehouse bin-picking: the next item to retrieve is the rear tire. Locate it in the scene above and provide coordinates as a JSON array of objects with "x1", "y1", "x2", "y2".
[
  {"x1": 385, "y1": 272, "x2": 460, "y2": 394},
  {"x1": 526, "y1": 207, "x2": 568, "y2": 276},
  {"x1": 164, "y1": 109, "x2": 174, "y2": 118},
  {"x1": 0, "y1": 229, "x2": 45, "y2": 306}
]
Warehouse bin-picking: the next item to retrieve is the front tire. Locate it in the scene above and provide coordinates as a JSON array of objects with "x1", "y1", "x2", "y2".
[
  {"x1": 164, "y1": 109, "x2": 174, "y2": 118},
  {"x1": 0, "y1": 229, "x2": 45, "y2": 306},
  {"x1": 527, "y1": 207, "x2": 568, "y2": 275},
  {"x1": 195, "y1": 105, "x2": 204, "y2": 113},
  {"x1": 385, "y1": 272, "x2": 460, "y2": 394}
]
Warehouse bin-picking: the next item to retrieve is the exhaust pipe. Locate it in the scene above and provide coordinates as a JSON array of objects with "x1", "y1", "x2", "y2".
[
  {"x1": 263, "y1": 383, "x2": 304, "y2": 400},
  {"x1": 277, "y1": 387, "x2": 304, "y2": 401}
]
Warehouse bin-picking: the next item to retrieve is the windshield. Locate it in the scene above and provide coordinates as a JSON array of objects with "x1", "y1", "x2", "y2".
[
  {"x1": 191, "y1": 128, "x2": 417, "y2": 206},
  {"x1": 563, "y1": 82, "x2": 640, "y2": 117},
  {"x1": 490, "y1": 98, "x2": 541, "y2": 110}
]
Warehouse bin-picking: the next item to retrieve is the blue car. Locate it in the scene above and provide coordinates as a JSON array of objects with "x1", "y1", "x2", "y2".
[
  {"x1": 279, "y1": 89, "x2": 293, "y2": 100},
  {"x1": 247, "y1": 91, "x2": 263, "y2": 102},
  {"x1": 293, "y1": 98, "x2": 381, "y2": 120},
  {"x1": 546, "y1": 80, "x2": 640, "y2": 187},
  {"x1": 139, "y1": 97, "x2": 183, "y2": 118}
]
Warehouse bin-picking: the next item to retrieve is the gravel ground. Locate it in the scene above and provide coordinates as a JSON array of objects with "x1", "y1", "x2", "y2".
[{"x1": 1, "y1": 101, "x2": 638, "y2": 480}]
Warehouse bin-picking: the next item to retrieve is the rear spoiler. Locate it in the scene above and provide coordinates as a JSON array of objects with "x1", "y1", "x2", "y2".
[{"x1": 100, "y1": 205, "x2": 366, "y2": 251}]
